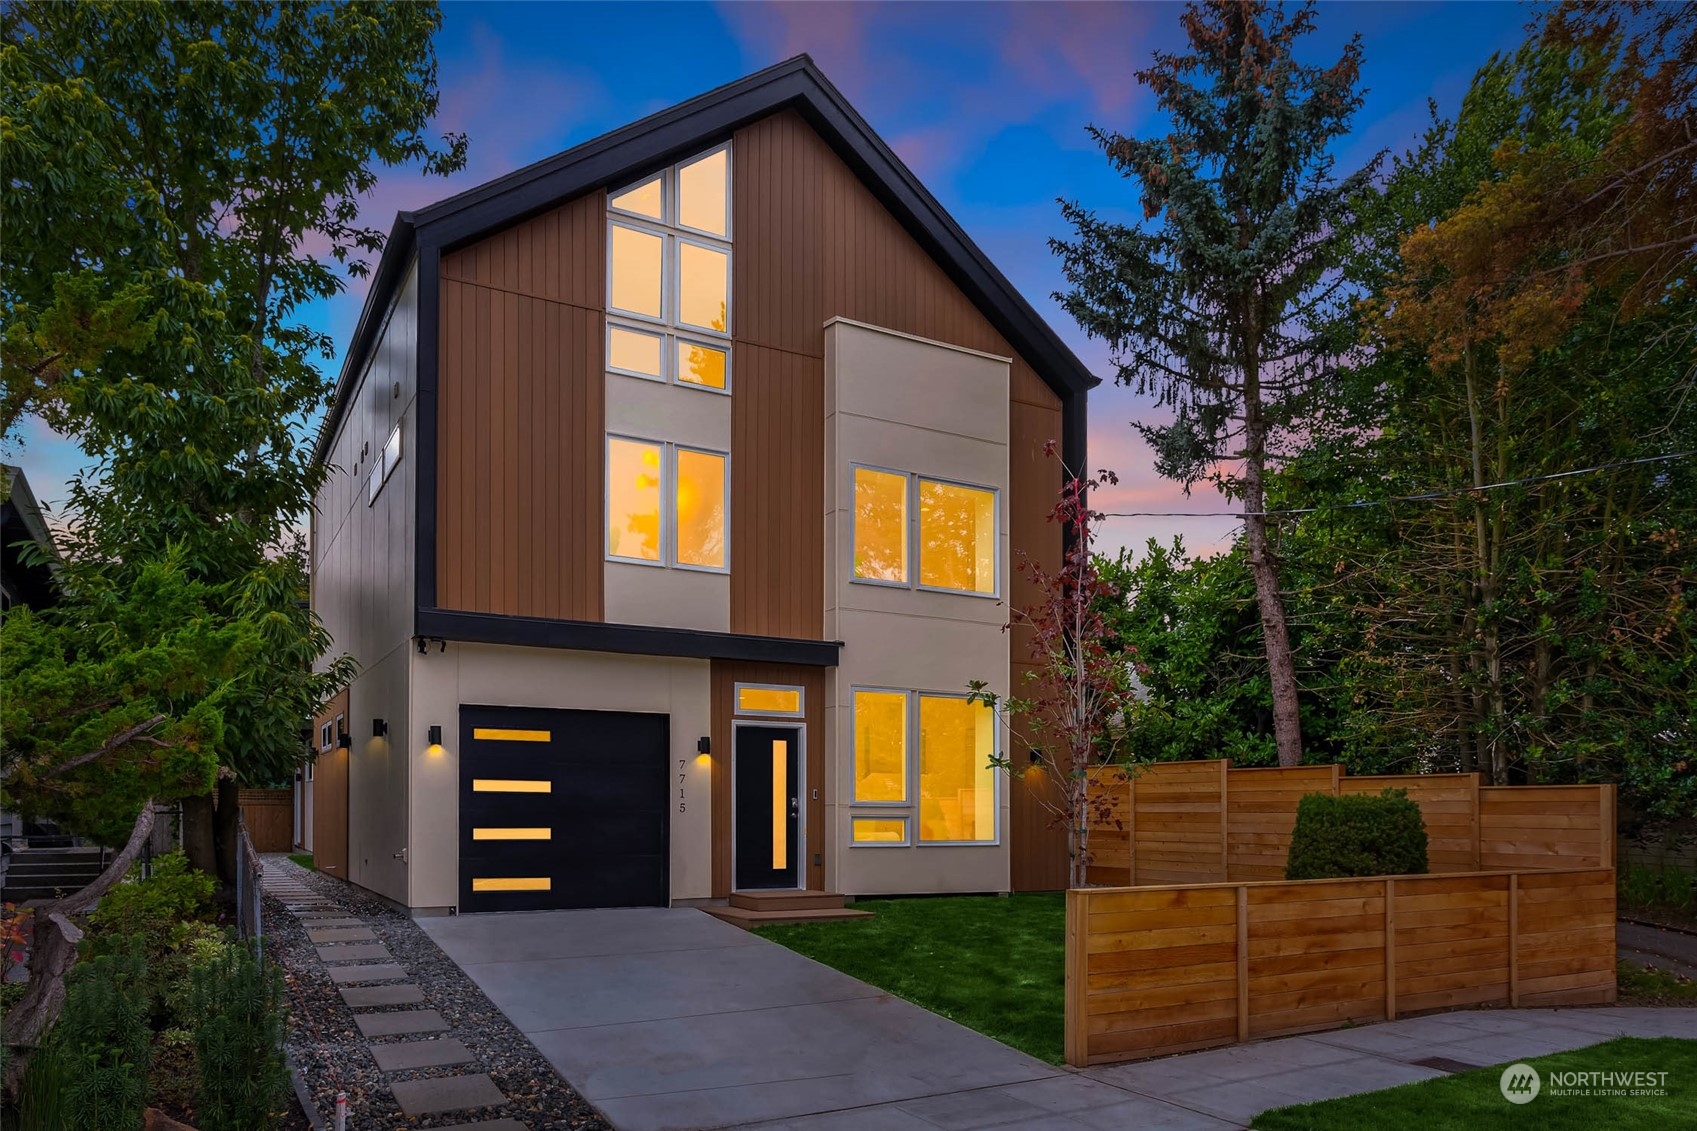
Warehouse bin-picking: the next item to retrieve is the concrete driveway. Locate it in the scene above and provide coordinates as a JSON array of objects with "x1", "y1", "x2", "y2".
[{"x1": 418, "y1": 907, "x2": 1219, "y2": 1130}]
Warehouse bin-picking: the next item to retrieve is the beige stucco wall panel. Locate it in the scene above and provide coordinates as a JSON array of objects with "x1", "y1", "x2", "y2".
[
  {"x1": 606, "y1": 372, "x2": 732, "y2": 452},
  {"x1": 407, "y1": 643, "x2": 714, "y2": 909},
  {"x1": 346, "y1": 643, "x2": 411, "y2": 903},
  {"x1": 603, "y1": 562, "x2": 731, "y2": 633}
]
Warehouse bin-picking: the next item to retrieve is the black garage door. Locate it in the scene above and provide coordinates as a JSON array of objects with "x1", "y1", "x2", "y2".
[{"x1": 459, "y1": 705, "x2": 669, "y2": 913}]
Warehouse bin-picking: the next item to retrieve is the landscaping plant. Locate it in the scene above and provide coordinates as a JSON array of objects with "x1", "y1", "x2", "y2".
[
  {"x1": 1286, "y1": 789, "x2": 1429, "y2": 880},
  {"x1": 189, "y1": 940, "x2": 290, "y2": 1131},
  {"x1": 16, "y1": 946, "x2": 151, "y2": 1131}
]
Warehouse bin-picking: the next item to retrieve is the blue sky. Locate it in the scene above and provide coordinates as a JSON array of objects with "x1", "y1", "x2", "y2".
[{"x1": 12, "y1": 0, "x2": 1539, "y2": 557}]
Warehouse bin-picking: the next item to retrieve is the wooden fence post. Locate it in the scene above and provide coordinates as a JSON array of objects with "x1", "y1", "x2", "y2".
[
  {"x1": 1508, "y1": 872, "x2": 1520, "y2": 1007},
  {"x1": 1384, "y1": 878, "x2": 1397, "y2": 1020},
  {"x1": 1236, "y1": 884, "x2": 1250, "y2": 1042},
  {"x1": 1330, "y1": 763, "x2": 1342, "y2": 795},
  {"x1": 1065, "y1": 888, "x2": 1088, "y2": 1066},
  {"x1": 1126, "y1": 772, "x2": 1137, "y2": 885},
  {"x1": 1600, "y1": 784, "x2": 1617, "y2": 868},
  {"x1": 1470, "y1": 776, "x2": 1482, "y2": 871}
]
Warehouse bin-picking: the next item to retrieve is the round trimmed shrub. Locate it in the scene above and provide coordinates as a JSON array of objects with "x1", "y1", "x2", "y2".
[{"x1": 1285, "y1": 788, "x2": 1429, "y2": 880}]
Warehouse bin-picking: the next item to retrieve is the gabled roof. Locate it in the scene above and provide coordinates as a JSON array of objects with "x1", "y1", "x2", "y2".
[
  {"x1": 316, "y1": 55, "x2": 1095, "y2": 465},
  {"x1": 2, "y1": 464, "x2": 62, "y2": 609}
]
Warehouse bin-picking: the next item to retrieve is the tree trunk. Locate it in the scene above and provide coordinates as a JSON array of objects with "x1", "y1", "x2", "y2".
[
  {"x1": 214, "y1": 777, "x2": 241, "y2": 885},
  {"x1": 3, "y1": 803, "x2": 156, "y2": 1098},
  {"x1": 181, "y1": 790, "x2": 217, "y2": 875},
  {"x1": 1240, "y1": 359, "x2": 1304, "y2": 766}
]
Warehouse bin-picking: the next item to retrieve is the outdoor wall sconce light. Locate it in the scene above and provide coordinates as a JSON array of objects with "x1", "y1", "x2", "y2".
[
  {"x1": 697, "y1": 736, "x2": 711, "y2": 755},
  {"x1": 373, "y1": 718, "x2": 389, "y2": 738},
  {"x1": 428, "y1": 725, "x2": 442, "y2": 746},
  {"x1": 1029, "y1": 748, "x2": 1041, "y2": 764},
  {"x1": 337, "y1": 731, "x2": 351, "y2": 750}
]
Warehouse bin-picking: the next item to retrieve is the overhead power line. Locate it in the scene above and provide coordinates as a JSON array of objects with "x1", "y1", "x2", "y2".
[{"x1": 1100, "y1": 450, "x2": 1696, "y2": 520}]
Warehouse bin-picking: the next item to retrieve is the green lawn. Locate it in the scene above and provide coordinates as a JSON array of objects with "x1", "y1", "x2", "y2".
[
  {"x1": 1253, "y1": 1037, "x2": 1697, "y2": 1129},
  {"x1": 288, "y1": 852, "x2": 314, "y2": 870},
  {"x1": 752, "y1": 893, "x2": 1065, "y2": 1063}
]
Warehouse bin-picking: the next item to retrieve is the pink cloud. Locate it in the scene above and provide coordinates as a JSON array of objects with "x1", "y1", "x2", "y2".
[{"x1": 995, "y1": 2, "x2": 1158, "y2": 121}]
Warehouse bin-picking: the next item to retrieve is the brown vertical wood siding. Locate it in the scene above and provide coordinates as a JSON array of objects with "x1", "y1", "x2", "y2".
[
  {"x1": 733, "y1": 109, "x2": 1067, "y2": 885},
  {"x1": 436, "y1": 191, "x2": 606, "y2": 620},
  {"x1": 310, "y1": 689, "x2": 350, "y2": 879},
  {"x1": 710, "y1": 661, "x2": 826, "y2": 896}
]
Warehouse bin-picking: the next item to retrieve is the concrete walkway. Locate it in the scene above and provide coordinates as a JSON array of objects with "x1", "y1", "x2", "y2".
[{"x1": 422, "y1": 908, "x2": 1696, "y2": 1130}]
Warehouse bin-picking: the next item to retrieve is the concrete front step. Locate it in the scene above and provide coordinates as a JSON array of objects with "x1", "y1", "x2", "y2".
[
  {"x1": 727, "y1": 889, "x2": 850, "y2": 912},
  {"x1": 703, "y1": 904, "x2": 874, "y2": 929}
]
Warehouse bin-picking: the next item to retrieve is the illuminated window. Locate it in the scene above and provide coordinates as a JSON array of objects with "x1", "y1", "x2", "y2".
[
  {"x1": 853, "y1": 468, "x2": 908, "y2": 582},
  {"x1": 736, "y1": 684, "x2": 803, "y2": 717},
  {"x1": 609, "y1": 224, "x2": 663, "y2": 318},
  {"x1": 606, "y1": 436, "x2": 729, "y2": 572},
  {"x1": 852, "y1": 690, "x2": 907, "y2": 803},
  {"x1": 852, "y1": 817, "x2": 908, "y2": 844},
  {"x1": 850, "y1": 467, "x2": 997, "y2": 596},
  {"x1": 677, "y1": 242, "x2": 728, "y2": 333},
  {"x1": 917, "y1": 694, "x2": 996, "y2": 842},
  {"x1": 677, "y1": 149, "x2": 729, "y2": 236},
  {"x1": 919, "y1": 480, "x2": 996, "y2": 594},
  {"x1": 675, "y1": 448, "x2": 727, "y2": 569},
  {"x1": 676, "y1": 340, "x2": 727, "y2": 390},
  {"x1": 606, "y1": 145, "x2": 732, "y2": 394},
  {"x1": 610, "y1": 175, "x2": 663, "y2": 221},
  {"x1": 608, "y1": 324, "x2": 664, "y2": 379},
  {"x1": 607, "y1": 437, "x2": 662, "y2": 562}
]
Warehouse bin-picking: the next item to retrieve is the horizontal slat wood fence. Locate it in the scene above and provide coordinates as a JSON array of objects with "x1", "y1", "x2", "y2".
[
  {"x1": 1066, "y1": 866, "x2": 1616, "y2": 1066},
  {"x1": 237, "y1": 788, "x2": 294, "y2": 854},
  {"x1": 1086, "y1": 761, "x2": 1615, "y2": 884}
]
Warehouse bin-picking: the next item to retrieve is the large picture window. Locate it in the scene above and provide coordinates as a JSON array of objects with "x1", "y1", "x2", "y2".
[
  {"x1": 851, "y1": 466, "x2": 997, "y2": 596},
  {"x1": 606, "y1": 144, "x2": 731, "y2": 394},
  {"x1": 849, "y1": 688, "x2": 998, "y2": 845},
  {"x1": 606, "y1": 435, "x2": 728, "y2": 571}
]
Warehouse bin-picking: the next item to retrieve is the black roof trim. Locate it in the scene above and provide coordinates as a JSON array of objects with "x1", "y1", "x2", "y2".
[
  {"x1": 312, "y1": 214, "x2": 417, "y2": 464},
  {"x1": 417, "y1": 608, "x2": 842, "y2": 667},
  {"x1": 313, "y1": 55, "x2": 1096, "y2": 467}
]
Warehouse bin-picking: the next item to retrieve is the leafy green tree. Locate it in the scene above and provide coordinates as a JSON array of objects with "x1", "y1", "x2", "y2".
[
  {"x1": 2, "y1": 0, "x2": 464, "y2": 870},
  {"x1": 0, "y1": 557, "x2": 259, "y2": 1090},
  {"x1": 1053, "y1": 0, "x2": 1377, "y2": 766}
]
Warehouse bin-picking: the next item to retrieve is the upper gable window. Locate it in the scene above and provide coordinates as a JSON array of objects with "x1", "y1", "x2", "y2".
[{"x1": 607, "y1": 144, "x2": 732, "y2": 394}]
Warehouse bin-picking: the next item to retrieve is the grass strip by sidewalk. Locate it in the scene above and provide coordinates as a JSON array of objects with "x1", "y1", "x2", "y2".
[
  {"x1": 1253, "y1": 1036, "x2": 1697, "y2": 1130},
  {"x1": 753, "y1": 892, "x2": 1065, "y2": 1064}
]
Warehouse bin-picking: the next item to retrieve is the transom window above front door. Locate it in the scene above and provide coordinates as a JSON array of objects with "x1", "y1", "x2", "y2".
[{"x1": 607, "y1": 145, "x2": 732, "y2": 392}]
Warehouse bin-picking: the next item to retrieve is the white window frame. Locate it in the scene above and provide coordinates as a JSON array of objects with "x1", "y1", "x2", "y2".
[
  {"x1": 673, "y1": 234, "x2": 733, "y2": 339},
  {"x1": 368, "y1": 419, "x2": 403, "y2": 506},
  {"x1": 606, "y1": 219, "x2": 670, "y2": 325},
  {"x1": 604, "y1": 433, "x2": 731, "y2": 574},
  {"x1": 319, "y1": 722, "x2": 333, "y2": 752},
  {"x1": 605, "y1": 320, "x2": 732, "y2": 396},
  {"x1": 733, "y1": 682, "x2": 805, "y2": 719},
  {"x1": 847, "y1": 687, "x2": 1002, "y2": 848},
  {"x1": 847, "y1": 685, "x2": 912, "y2": 809},
  {"x1": 848, "y1": 466, "x2": 1000, "y2": 598},
  {"x1": 673, "y1": 142, "x2": 733, "y2": 241},
  {"x1": 608, "y1": 172, "x2": 665, "y2": 224},
  {"x1": 850, "y1": 814, "x2": 910, "y2": 848}
]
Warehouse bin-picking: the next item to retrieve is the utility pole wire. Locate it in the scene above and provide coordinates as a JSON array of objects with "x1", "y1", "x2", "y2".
[{"x1": 1100, "y1": 450, "x2": 1695, "y2": 520}]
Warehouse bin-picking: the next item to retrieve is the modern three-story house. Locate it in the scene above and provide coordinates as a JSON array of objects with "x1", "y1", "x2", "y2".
[{"x1": 308, "y1": 56, "x2": 1093, "y2": 915}]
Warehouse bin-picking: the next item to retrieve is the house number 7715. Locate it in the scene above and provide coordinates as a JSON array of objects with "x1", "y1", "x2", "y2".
[{"x1": 678, "y1": 759, "x2": 687, "y2": 812}]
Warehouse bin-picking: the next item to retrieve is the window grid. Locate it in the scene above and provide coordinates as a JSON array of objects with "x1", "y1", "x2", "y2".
[
  {"x1": 849, "y1": 464, "x2": 999, "y2": 598},
  {"x1": 606, "y1": 144, "x2": 732, "y2": 395},
  {"x1": 604, "y1": 433, "x2": 730, "y2": 574},
  {"x1": 847, "y1": 687, "x2": 1001, "y2": 847}
]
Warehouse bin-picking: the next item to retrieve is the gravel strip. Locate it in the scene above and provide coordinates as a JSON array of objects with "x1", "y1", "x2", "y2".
[{"x1": 263, "y1": 855, "x2": 611, "y2": 1130}]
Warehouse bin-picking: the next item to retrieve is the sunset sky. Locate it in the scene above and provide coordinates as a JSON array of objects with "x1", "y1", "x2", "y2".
[{"x1": 11, "y1": 0, "x2": 1538, "y2": 559}]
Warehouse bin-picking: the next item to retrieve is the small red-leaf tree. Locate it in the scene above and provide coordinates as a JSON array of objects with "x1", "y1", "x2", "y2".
[{"x1": 970, "y1": 445, "x2": 1143, "y2": 889}]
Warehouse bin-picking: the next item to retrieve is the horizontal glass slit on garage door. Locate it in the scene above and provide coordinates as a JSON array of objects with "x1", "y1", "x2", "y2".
[
  {"x1": 472, "y1": 827, "x2": 552, "y2": 840},
  {"x1": 472, "y1": 727, "x2": 552, "y2": 742},
  {"x1": 471, "y1": 779, "x2": 552, "y2": 793},
  {"x1": 471, "y1": 877, "x2": 552, "y2": 892}
]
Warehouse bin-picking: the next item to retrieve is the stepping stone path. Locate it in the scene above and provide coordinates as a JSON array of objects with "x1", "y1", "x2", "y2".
[{"x1": 259, "y1": 865, "x2": 525, "y2": 1129}]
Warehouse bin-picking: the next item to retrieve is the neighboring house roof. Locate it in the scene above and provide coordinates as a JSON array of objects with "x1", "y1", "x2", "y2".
[
  {"x1": 1, "y1": 464, "x2": 62, "y2": 610},
  {"x1": 314, "y1": 54, "x2": 1097, "y2": 467}
]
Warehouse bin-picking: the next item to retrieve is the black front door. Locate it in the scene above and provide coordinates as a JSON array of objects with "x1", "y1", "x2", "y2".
[{"x1": 734, "y1": 725, "x2": 800, "y2": 890}]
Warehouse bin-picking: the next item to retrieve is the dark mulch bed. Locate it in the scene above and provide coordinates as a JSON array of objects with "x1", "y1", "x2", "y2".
[{"x1": 265, "y1": 857, "x2": 610, "y2": 1130}]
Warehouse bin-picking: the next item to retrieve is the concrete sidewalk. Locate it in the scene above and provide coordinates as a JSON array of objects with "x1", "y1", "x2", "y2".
[{"x1": 421, "y1": 908, "x2": 1695, "y2": 1130}]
